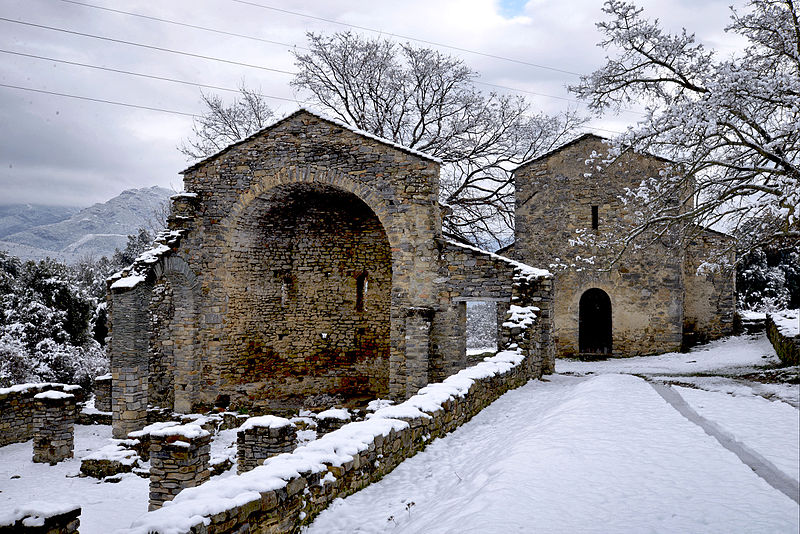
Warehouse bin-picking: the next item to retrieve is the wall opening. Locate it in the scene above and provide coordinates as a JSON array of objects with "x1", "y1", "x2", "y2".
[
  {"x1": 579, "y1": 288, "x2": 612, "y2": 357},
  {"x1": 591, "y1": 205, "x2": 599, "y2": 230},
  {"x1": 466, "y1": 301, "x2": 498, "y2": 359},
  {"x1": 226, "y1": 183, "x2": 391, "y2": 411}
]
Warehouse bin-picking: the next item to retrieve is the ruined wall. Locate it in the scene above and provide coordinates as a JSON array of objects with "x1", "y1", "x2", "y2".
[
  {"x1": 220, "y1": 184, "x2": 391, "y2": 412},
  {"x1": 683, "y1": 229, "x2": 736, "y2": 344},
  {"x1": 513, "y1": 135, "x2": 685, "y2": 358},
  {"x1": 162, "y1": 110, "x2": 442, "y2": 412}
]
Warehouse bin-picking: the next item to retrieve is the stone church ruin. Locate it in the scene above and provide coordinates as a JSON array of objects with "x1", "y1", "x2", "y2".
[
  {"x1": 108, "y1": 109, "x2": 554, "y2": 438},
  {"x1": 507, "y1": 134, "x2": 736, "y2": 359}
]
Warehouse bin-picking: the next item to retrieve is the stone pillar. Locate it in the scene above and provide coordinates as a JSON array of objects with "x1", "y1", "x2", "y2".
[
  {"x1": 236, "y1": 415, "x2": 297, "y2": 474},
  {"x1": 148, "y1": 424, "x2": 210, "y2": 510},
  {"x1": 32, "y1": 391, "x2": 76, "y2": 464},
  {"x1": 405, "y1": 307, "x2": 433, "y2": 398},
  {"x1": 110, "y1": 284, "x2": 150, "y2": 438},
  {"x1": 94, "y1": 374, "x2": 112, "y2": 412}
]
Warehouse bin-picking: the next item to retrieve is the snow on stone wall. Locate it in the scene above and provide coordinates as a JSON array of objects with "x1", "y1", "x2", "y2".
[{"x1": 121, "y1": 346, "x2": 540, "y2": 534}]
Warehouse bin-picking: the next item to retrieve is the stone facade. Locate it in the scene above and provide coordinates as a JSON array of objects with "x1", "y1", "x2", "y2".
[
  {"x1": 32, "y1": 391, "x2": 76, "y2": 464},
  {"x1": 510, "y1": 134, "x2": 735, "y2": 358},
  {"x1": 148, "y1": 424, "x2": 211, "y2": 510},
  {"x1": 108, "y1": 109, "x2": 552, "y2": 438}
]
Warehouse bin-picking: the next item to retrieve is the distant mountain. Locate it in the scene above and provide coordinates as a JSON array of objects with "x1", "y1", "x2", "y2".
[
  {"x1": 0, "y1": 204, "x2": 79, "y2": 239},
  {"x1": 0, "y1": 186, "x2": 173, "y2": 262}
]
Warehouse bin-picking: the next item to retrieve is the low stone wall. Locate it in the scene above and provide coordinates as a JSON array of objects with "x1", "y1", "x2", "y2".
[
  {"x1": 237, "y1": 416, "x2": 297, "y2": 474},
  {"x1": 122, "y1": 347, "x2": 539, "y2": 534},
  {"x1": 148, "y1": 424, "x2": 211, "y2": 511},
  {"x1": 0, "y1": 383, "x2": 82, "y2": 448},
  {"x1": 94, "y1": 374, "x2": 112, "y2": 413},
  {"x1": 33, "y1": 391, "x2": 76, "y2": 464},
  {"x1": 0, "y1": 504, "x2": 80, "y2": 533},
  {"x1": 766, "y1": 313, "x2": 800, "y2": 366}
]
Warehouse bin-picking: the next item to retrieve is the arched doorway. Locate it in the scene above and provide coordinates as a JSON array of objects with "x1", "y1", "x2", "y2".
[
  {"x1": 579, "y1": 288, "x2": 612, "y2": 357},
  {"x1": 225, "y1": 182, "x2": 392, "y2": 410}
]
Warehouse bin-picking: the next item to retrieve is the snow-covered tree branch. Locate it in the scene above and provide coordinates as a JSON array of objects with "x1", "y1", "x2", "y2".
[
  {"x1": 571, "y1": 0, "x2": 799, "y2": 260},
  {"x1": 292, "y1": 31, "x2": 584, "y2": 248}
]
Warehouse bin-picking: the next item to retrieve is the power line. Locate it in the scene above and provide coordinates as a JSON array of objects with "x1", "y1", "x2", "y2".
[
  {"x1": 0, "y1": 80, "x2": 621, "y2": 135},
  {"x1": 0, "y1": 17, "x2": 295, "y2": 75},
  {"x1": 228, "y1": 0, "x2": 583, "y2": 76},
  {"x1": 0, "y1": 48, "x2": 304, "y2": 103},
  {"x1": 57, "y1": 0, "x2": 308, "y2": 51},
  {"x1": 54, "y1": 1, "x2": 622, "y2": 112},
  {"x1": 0, "y1": 82, "x2": 197, "y2": 116}
]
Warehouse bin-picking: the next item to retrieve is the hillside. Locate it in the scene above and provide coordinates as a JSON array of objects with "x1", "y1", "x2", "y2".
[{"x1": 0, "y1": 186, "x2": 173, "y2": 262}]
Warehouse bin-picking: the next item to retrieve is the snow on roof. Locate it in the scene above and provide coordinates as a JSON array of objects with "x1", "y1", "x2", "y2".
[
  {"x1": 239, "y1": 415, "x2": 294, "y2": 432},
  {"x1": 181, "y1": 107, "x2": 442, "y2": 175},
  {"x1": 444, "y1": 239, "x2": 551, "y2": 279}
]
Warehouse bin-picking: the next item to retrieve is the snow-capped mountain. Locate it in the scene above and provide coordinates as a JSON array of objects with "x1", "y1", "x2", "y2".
[{"x1": 0, "y1": 186, "x2": 173, "y2": 262}]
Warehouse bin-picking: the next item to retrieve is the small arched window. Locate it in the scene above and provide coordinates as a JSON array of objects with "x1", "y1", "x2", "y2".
[
  {"x1": 281, "y1": 275, "x2": 293, "y2": 307},
  {"x1": 356, "y1": 273, "x2": 367, "y2": 312}
]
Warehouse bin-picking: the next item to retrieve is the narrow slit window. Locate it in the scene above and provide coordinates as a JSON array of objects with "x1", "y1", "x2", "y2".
[
  {"x1": 281, "y1": 275, "x2": 292, "y2": 307},
  {"x1": 356, "y1": 273, "x2": 367, "y2": 312},
  {"x1": 591, "y1": 205, "x2": 599, "y2": 230}
]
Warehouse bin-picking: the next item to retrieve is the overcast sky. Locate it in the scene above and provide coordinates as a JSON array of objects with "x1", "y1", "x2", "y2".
[{"x1": 0, "y1": 0, "x2": 746, "y2": 206}]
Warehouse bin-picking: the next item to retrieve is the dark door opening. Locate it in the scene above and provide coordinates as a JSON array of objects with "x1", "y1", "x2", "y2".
[{"x1": 579, "y1": 288, "x2": 612, "y2": 357}]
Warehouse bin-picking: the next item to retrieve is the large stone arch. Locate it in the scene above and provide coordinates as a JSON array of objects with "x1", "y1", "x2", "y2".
[
  {"x1": 214, "y1": 169, "x2": 396, "y2": 412},
  {"x1": 220, "y1": 166, "x2": 397, "y2": 250},
  {"x1": 110, "y1": 254, "x2": 200, "y2": 437}
]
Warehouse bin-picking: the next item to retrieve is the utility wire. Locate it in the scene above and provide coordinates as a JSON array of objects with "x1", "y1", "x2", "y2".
[
  {"x1": 0, "y1": 17, "x2": 295, "y2": 75},
  {"x1": 55, "y1": 1, "x2": 636, "y2": 113},
  {"x1": 228, "y1": 0, "x2": 582, "y2": 76},
  {"x1": 0, "y1": 82, "x2": 197, "y2": 116},
  {"x1": 0, "y1": 80, "x2": 621, "y2": 134},
  {"x1": 0, "y1": 48, "x2": 303, "y2": 103},
  {"x1": 57, "y1": 0, "x2": 308, "y2": 50}
]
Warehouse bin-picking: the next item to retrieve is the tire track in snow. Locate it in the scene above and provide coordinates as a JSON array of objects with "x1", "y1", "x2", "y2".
[{"x1": 648, "y1": 380, "x2": 800, "y2": 505}]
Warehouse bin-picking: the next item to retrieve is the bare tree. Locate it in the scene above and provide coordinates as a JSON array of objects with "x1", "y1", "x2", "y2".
[
  {"x1": 570, "y1": 0, "x2": 799, "y2": 261},
  {"x1": 179, "y1": 83, "x2": 275, "y2": 160},
  {"x1": 292, "y1": 31, "x2": 584, "y2": 248}
]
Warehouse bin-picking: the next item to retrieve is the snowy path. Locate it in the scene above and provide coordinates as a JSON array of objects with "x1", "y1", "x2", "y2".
[
  {"x1": 307, "y1": 374, "x2": 799, "y2": 533},
  {"x1": 649, "y1": 381, "x2": 799, "y2": 504}
]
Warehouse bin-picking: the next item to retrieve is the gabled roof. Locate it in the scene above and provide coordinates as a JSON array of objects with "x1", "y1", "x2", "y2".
[
  {"x1": 512, "y1": 132, "x2": 673, "y2": 174},
  {"x1": 181, "y1": 108, "x2": 442, "y2": 175}
]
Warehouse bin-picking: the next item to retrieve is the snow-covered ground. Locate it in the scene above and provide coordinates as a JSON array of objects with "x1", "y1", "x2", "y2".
[
  {"x1": 1, "y1": 333, "x2": 797, "y2": 533},
  {"x1": 0, "y1": 425, "x2": 149, "y2": 533},
  {"x1": 308, "y1": 335, "x2": 799, "y2": 532}
]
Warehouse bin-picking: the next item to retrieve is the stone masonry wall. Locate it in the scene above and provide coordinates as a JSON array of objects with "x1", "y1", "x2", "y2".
[
  {"x1": 148, "y1": 424, "x2": 211, "y2": 510},
  {"x1": 108, "y1": 110, "x2": 444, "y2": 435},
  {"x1": 32, "y1": 391, "x2": 76, "y2": 464},
  {"x1": 121, "y1": 337, "x2": 546, "y2": 534},
  {"x1": 237, "y1": 416, "x2": 298, "y2": 474},
  {"x1": 683, "y1": 228, "x2": 736, "y2": 345},
  {"x1": 0, "y1": 504, "x2": 81, "y2": 534},
  {"x1": 94, "y1": 374, "x2": 112, "y2": 413},
  {"x1": 0, "y1": 383, "x2": 82, "y2": 447},
  {"x1": 766, "y1": 313, "x2": 800, "y2": 366},
  {"x1": 221, "y1": 184, "x2": 391, "y2": 412},
  {"x1": 513, "y1": 134, "x2": 685, "y2": 357}
]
